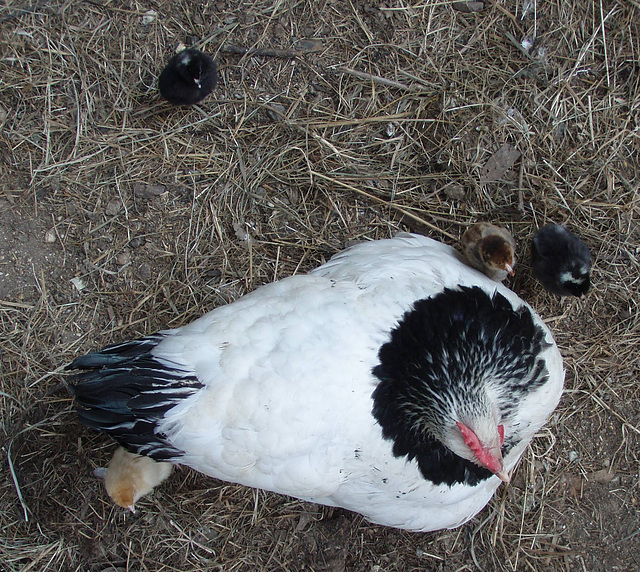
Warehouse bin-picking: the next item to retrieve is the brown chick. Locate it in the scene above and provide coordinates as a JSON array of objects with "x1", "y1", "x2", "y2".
[
  {"x1": 460, "y1": 223, "x2": 516, "y2": 282},
  {"x1": 95, "y1": 447, "x2": 173, "y2": 512}
]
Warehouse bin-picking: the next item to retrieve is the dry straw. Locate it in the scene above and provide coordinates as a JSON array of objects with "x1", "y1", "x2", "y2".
[{"x1": 1, "y1": 0, "x2": 638, "y2": 570}]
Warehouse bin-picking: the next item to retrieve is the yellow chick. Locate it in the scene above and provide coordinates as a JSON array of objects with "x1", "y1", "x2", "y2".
[
  {"x1": 95, "y1": 447, "x2": 173, "y2": 512},
  {"x1": 461, "y1": 223, "x2": 516, "y2": 282}
]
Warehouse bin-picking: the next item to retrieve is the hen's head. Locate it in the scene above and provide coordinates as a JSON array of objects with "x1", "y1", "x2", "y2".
[{"x1": 448, "y1": 420, "x2": 509, "y2": 482}]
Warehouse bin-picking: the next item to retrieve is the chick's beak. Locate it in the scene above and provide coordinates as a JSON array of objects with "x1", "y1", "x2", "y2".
[{"x1": 505, "y1": 263, "x2": 515, "y2": 276}]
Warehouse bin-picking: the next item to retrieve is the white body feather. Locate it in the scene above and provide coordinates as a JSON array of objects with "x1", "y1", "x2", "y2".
[{"x1": 140, "y1": 234, "x2": 563, "y2": 532}]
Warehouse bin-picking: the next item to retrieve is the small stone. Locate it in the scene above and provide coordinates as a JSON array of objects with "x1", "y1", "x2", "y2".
[
  {"x1": 70, "y1": 276, "x2": 86, "y2": 291},
  {"x1": 199, "y1": 527, "x2": 219, "y2": 541},
  {"x1": 48, "y1": 176, "x2": 61, "y2": 193},
  {"x1": 204, "y1": 268, "x2": 222, "y2": 279},
  {"x1": 134, "y1": 183, "x2": 166, "y2": 198},
  {"x1": 444, "y1": 184, "x2": 465, "y2": 200},
  {"x1": 295, "y1": 513, "x2": 314, "y2": 532},
  {"x1": 273, "y1": 23, "x2": 286, "y2": 39},
  {"x1": 105, "y1": 199, "x2": 121, "y2": 216},
  {"x1": 452, "y1": 1, "x2": 484, "y2": 12},
  {"x1": 128, "y1": 236, "x2": 147, "y2": 249},
  {"x1": 233, "y1": 221, "x2": 250, "y2": 242},
  {"x1": 116, "y1": 251, "x2": 131, "y2": 265},
  {"x1": 148, "y1": 184, "x2": 166, "y2": 195},
  {"x1": 65, "y1": 201, "x2": 77, "y2": 216},
  {"x1": 568, "y1": 451, "x2": 579, "y2": 462},
  {"x1": 265, "y1": 103, "x2": 286, "y2": 122},
  {"x1": 588, "y1": 469, "x2": 617, "y2": 484},
  {"x1": 293, "y1": 38, "x2": 323, "y2": 53},
  {"x1": 44, "y1": 229, "x2": 56, "y2": 243},
  {"x1": 137, "y1": 263, "x2": 152, "y2": 281},
  {"x1": 141, "y1": 9, "x2": 157, "y2": 25}
]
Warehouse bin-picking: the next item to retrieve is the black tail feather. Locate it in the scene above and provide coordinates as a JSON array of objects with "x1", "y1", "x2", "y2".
[
  {"x1": 67, "y1": 336, "x2": 162, "y2": 369},
  {"x1": 68, "y1": 335, "x2": 203, "y2": 461}
]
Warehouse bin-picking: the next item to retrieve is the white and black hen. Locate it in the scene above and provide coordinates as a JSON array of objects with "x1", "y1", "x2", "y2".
[
  {"x1": 158, "y1": 48, "x2": 217, "y2": 105},
  {"x1": 532, "y1": 224, "x2": 591, "y2": 296},
  {"x1": 68, "y1": 234, "x2": 563, "y2": 532}
]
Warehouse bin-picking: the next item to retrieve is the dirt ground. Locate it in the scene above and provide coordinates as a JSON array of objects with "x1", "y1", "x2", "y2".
[{"x1": 1, "y1": 0, "x2": 639, "y2": 570}]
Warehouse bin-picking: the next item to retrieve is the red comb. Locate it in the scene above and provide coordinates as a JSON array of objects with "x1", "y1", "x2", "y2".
[{"x1": 457, "y1": 422, "x2": 483, "y2": 455}]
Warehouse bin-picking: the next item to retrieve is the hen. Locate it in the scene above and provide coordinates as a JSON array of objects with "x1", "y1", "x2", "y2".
[{"x1": 69, "y1": 234, "x2": 563, "y2": 532}]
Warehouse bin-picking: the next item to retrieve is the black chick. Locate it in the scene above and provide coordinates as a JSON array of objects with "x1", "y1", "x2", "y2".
[
  {"x1": 531, "y1": 224, "x2": 591, "y2": 296},
  {"x1": 158, "y1": 48, "x2": 217, "y2": 105}
]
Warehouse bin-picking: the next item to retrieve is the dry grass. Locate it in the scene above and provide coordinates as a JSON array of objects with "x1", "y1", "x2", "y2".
[{"x1": 1, "y1": 0, "x2": 639, "y2": 570}]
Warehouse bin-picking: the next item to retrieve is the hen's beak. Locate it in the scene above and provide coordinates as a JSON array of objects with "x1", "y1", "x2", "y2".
[{"x1": 496, "y1": 468, "x2": 510, "y2": 483}]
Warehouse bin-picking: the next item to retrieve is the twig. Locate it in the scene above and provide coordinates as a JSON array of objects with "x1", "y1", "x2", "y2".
[
  {"x1": 0, "y1": 299, "x2": 35, "y2": 310},
  {"x1": 220, "y1": 45, "x2": 301, "y2": 58},
  {"x1": 331, "y1": 66, "x2": 429, "y2": 92},
  {"x1": 589, "y1": 392, "x2": 640, "y2": 436},
  {"x1": 8, "y1": 436, "x2": 31, "y2": 522},
  {"x1": 310, "y1": 171, "x2": 458, "y2": 240},
  {"x1": 0, "y1": 390, "x2": 26, "y2": 409},
  {"x1": 517, "y1": 161, "x2": 525, "y2": 213},
  {"x1": 220, "y1": 41, "x2": 322, "y2": 59},
  {"x1": 470, "y1": 513, "x2": 494, "y2": 571},
  {"x1": 291, "y1": 112, "x2": 417, "y2": 129},
  {"x1": 6, "y1": 406, "x2": 71, "y2": 523}
]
